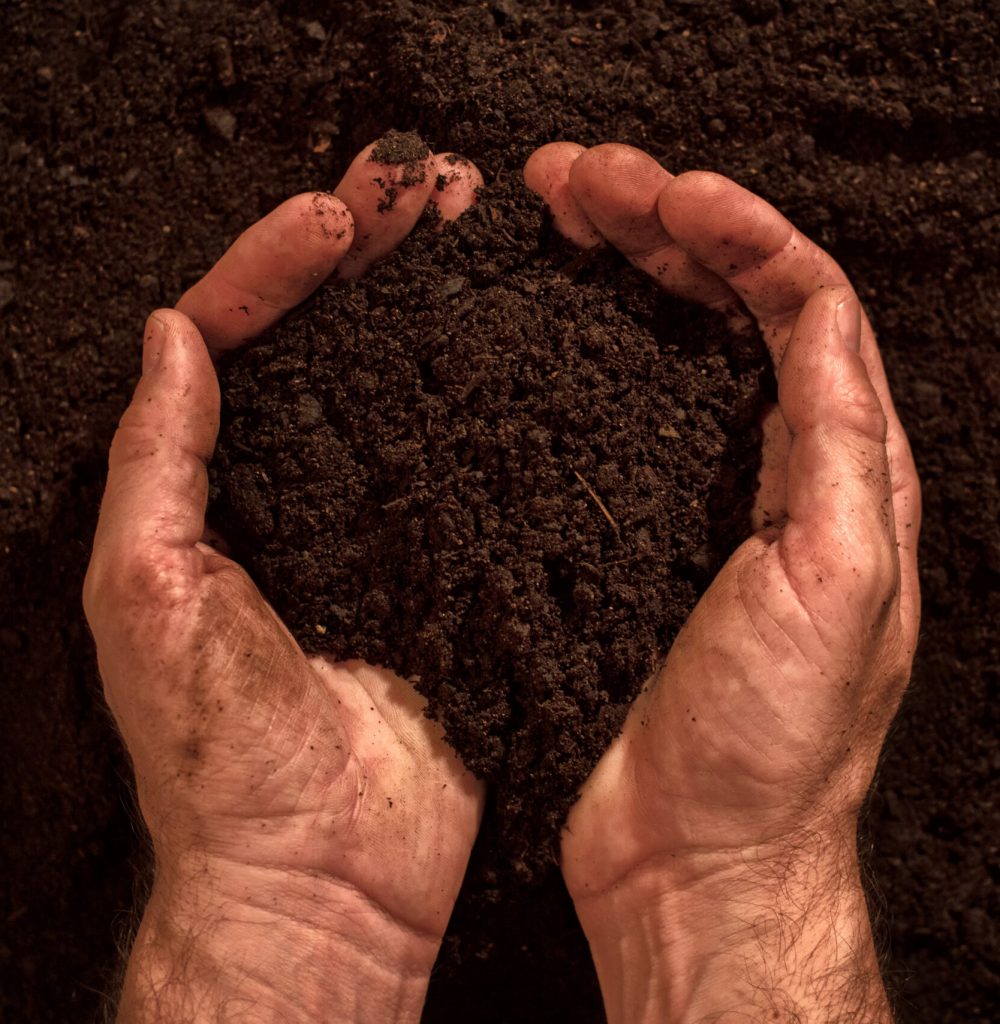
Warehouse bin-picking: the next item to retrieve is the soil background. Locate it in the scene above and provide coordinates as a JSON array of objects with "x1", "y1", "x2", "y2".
[{"x1": 1, "y1": 1, "x2": 997, "y2": 1022}]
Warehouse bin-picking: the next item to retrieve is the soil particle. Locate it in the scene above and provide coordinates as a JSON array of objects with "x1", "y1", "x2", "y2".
[{"x1": 204, "y1": 107, "x2": 237, "y2": 143}]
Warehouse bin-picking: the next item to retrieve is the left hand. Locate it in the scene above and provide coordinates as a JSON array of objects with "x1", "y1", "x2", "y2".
[{"x1": 85, "y1": 140, "x2": 485, "y2": 1024}]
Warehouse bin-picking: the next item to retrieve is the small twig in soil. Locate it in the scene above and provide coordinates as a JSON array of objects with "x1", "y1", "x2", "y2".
[{"x1": 573, "y1": 470, "x2": 621, "y2": 537}]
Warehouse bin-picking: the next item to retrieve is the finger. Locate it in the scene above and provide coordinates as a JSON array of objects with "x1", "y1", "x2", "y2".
[
  {"x1": 660, "y1": 171, "x2": 921, "y2": 640},
  {"x1": 778, "y1": 287, "x2": 898, "y2": 620},
  {"x1": 523, "y1": 142, "x2": 604, "y2": 248},
  {"x1": 333, "y1": 132, "x2": 437, "y2": 279},
  {"x1": 85, "y1": 309, "x2": 218, "y2": 623},
  {"x1": 428, "y1": 152, "x2": 484, "y2": 224},
  {"x1": 752, "y1": 404, "x2": 793, "y2": 532},
  {"x1": 176, "y1": 192, "x2": 355, "y2": 354},
  {"x1": 566, "y1": 144, "x2": 738, "y2": 308},
  {"x1": 658, "y1": 171, "x2": 854, "y2": 364}
]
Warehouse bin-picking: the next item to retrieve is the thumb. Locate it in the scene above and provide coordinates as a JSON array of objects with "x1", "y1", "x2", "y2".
[
  {"x1": 778, "y1": 286, "x2": 899, "y2": 624},
  {"x1": 85, "y1": 309, "x2": 219, "y2": 626}
]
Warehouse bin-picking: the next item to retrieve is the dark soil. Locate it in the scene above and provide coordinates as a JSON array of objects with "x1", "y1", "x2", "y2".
[
  {"x1": 210, "y1": 173, "x2": 768, "y2": 876},
  {"x1": 2, "y1": 1, "x2": 998, "y2": 1022}
]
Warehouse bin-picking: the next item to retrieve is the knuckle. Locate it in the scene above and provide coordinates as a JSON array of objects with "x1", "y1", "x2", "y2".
[
  {"x1": 837, "y1": 358, "x2": 888, "y2": 441},
  {"x1": 204, "y1": 556, "x2": 258, "y2": 607},
  {"x1": 90, "y1": 543, "x2": 194, "y2": 620},
  {"x1": 847, "y1": 396, "x2": 887, "y2": 444},
  {"x1": 128, "y1": 546, "x2": 194, "y2": 607},
  {"x1": 852, "y1": 534, "x2": 900, "y2": 614}
]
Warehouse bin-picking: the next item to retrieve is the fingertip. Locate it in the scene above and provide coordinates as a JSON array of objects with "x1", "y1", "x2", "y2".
[
  {"x1": 779, "y1": 286, "x2": 885, "y2": 443},
  {"x1": 294, "y1": 191, "x2": 356, "y2": 261},
  {"x1": 567, "y1": 143, "x2": 669, "y2": 249},
  {"x1": 523, "y1": 141, "x2": 603, "y2": 248},
  {"x1": 176, "y1": 193, "x2": 355, "y2": 353},
  {"x1": 142, "y1": 310, "x2": 170, "y2": 374},
  {"x1": 835, "y1": 290, "x2": 862, "y2": 353},
  {"x1": 523, "y1": 141, "x2": 586, "y2": 182},
  {"x1": 559, "y1": 145, "x2": 737, "y2": 307},
  {"x1": 429, "y1": 153, "x2": 484, "y2": 223},
  {"x1": 659, "y1": 170, "x2": 735, "y2": 218},
  {"x1": 569, "y1": 142, "x2": 661, "y2": 187},
  {"x1": 334, "y1": 133, "x2": 437, "y2": 279},
  {"x1": 142, "y1": 307, "x2": 212, "y2": 378},
  {"x1": 657, "y1": 171, "x2": 763, "y2": 266}
]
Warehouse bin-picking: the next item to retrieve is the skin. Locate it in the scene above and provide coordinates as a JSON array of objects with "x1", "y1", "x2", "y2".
[
  {"x1": 84, "y1": 140, "x2": 484, "y2": 1024},
  {"x1": 525, "y1": 143, "x2": 920, "y2": 1022}
]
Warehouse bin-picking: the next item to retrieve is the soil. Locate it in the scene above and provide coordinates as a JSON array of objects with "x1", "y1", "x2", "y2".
[
  {"x1": 1, "y1": 1, "x2": 998, "y2": 1022},
  {"x1": 211, "y1": 171, "x2": 768, "y2": 877}
]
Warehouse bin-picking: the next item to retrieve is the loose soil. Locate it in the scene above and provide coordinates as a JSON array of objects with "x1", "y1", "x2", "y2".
[
  {"x1": 210, "y1": 171, "x2": 768, "y2": 876},
  {"x1": 2, "y1": 1, "x2": 997, "y2": 1022}
]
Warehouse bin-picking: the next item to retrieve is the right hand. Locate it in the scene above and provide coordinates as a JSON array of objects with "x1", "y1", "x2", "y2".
[{"x1": 525, "y1": 143, "x2": 921, "y2": 1021}]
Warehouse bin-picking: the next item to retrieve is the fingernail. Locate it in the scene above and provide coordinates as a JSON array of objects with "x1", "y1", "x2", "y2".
[
  {"x1": 835, "y1": 294, "x2": 861, "y2": 353},
  {"x1": 142, "y1": 312, "x2": 168, "y2": 373}
]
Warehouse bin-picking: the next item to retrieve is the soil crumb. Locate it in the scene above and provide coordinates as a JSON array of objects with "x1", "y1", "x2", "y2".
[{"x1": 370, "y1": 128, "x2": 431, "y2": 166}]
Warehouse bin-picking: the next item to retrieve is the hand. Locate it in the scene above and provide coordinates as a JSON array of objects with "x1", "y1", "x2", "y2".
[
  {"x1": 84, "y1": 138, "x2": 485, "y2": 1024},
  {"x1": 525, "y1": 143, "x2": 920, "y2": 1022}
]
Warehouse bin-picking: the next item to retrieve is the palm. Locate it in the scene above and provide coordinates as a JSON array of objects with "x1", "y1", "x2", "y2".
[
  {"x1": 562, "y1": 521, "x2": 904, "y2": 898},
  {"x1": 119, "y1": 552, "x2": 480, "y2": 938}
]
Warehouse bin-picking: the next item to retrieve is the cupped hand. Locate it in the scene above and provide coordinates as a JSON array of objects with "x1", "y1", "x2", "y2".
[
  {"x1": 526, "y1": 143, "x2": 920, "y2": 1020},
  {"x1": 84, "y1": 139, "x2": 484, "y2": 1023}
]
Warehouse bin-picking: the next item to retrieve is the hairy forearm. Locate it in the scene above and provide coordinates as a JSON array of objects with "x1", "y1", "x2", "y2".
[
  {"x1": 577, "y1": 831, "x2": 891, "y2": 1024},
  {"x1": 116, "y1": 860, "x2": 436, "y2": 1024}
]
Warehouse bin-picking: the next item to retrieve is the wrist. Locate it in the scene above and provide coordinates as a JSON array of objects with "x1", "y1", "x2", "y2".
[
  {"x1": 119, "y1": 855, "x2": 438, "y2": 1024},
  {"x1": 572, "y1": 827, "x2": 891, "y2": 1024}
]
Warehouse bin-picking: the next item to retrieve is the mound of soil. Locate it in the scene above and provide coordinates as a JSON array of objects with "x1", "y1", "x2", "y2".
[
  {"x1": 1, "y1": 1, "x2": 997, "y2": 1022},
  {"x1": 210, "y1": 168, "x2": 768, "y2": 876}
]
